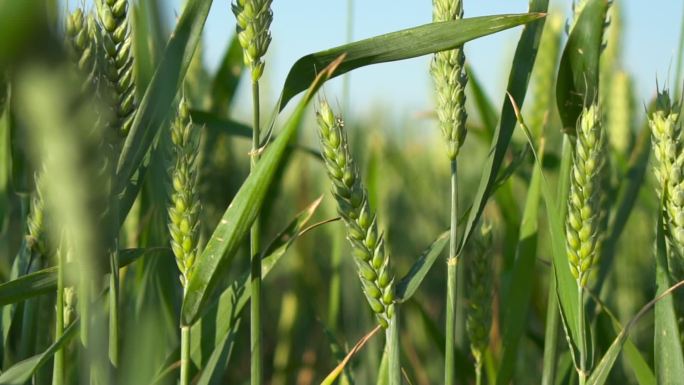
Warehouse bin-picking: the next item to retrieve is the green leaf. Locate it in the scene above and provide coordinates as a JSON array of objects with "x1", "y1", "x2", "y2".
[
  {"x1": 115, "y1": 0, "x2": 214, "y2": 218},
  {"x1": 195, "y1": 319, "x2": 241, "y2": 385},
  {"x1": 181, "y1": 58, "x2": 341, "y2": 325},
  {"x1": 457, "y1": 0, "x2": 548, "y2": 256},
  {"x1": 395, "y1": 231, "x2": 450, "y2": 302},
  {"x1": 209, "y1": 35, "x2": 244, "y2": 116},
  {"x1": 509, "y1": 95, "x2": 583, "y2": 374},
  {"x1": 555, "y1": 0, "x2": 609, "y2": 133},
  {"x1": 278, "y1": 13, "x2": 545, "y2": 110},
  {"x1": 591, "y1": 123, "x2": 651, "y2": 314},
  {"x1": 0, "y1": 248, "x2": 165, "y2": 306},
  {"x1": 190, "y1": 197, "x2": 325, "y2": 366},
  {"x1": 496, "y1": 142, "x2": 544, "y2": 385},
  {"x1": 190, "y1": 110, "x2": 323, "y2": 160},
  {"x1": 0, "y1": 320, "x2": 78, "y2": 385},
  {"x1": 585, "y1": 292, "x2": 655, "y2": 385},
  {"x1": 653, "y1": 205, "x2": 684, "y2": 383},
  {"x1": 466, "y1": 66, "x2": 498, "y2": 141},
  {"x1": 586, "y1": 219, "x2": 684, "y2": 385}
]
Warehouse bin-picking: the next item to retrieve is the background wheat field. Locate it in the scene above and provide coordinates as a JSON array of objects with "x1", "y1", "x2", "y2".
[{"x1": 0, "y1": 1, "x2": 683, "y2": 385}]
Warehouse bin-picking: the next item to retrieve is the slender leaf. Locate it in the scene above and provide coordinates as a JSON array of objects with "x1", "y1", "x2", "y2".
[
  {"x1": 556, "y1": 0, "x2": 609, "y2": 133},
  {"x1": 115, "y1": 0, "x2": 214, "y2": 217},
  {"x1": 496, "y1": 141, "x2": 544, "y2": 385},
  {"x1": 0, "y1": 248, "x2": 165, "y2": 306},
  {"x1": 510, "y1": 95, "x2": 582, "y2": 372},
  {"x1": 653, "y1": 204, "x2": 684, "y2": 383},
  {"x1": 395, "y1": 231, "x2": 449, "y2": 302},
  {"x1": 0, "y1": 320, "x2": 78, "y2": 385},
  {"x1": 190, "y1": 197, "x2": 325, "y2": 366},
  {"x1": 209, "y1": 35, "x2": 244, "y2": 116},
  {"x1": 279, "y1": 13, "x2": 545, "y2": 110},
  {"x1": 585, "y1": 290, "x2": 655, "y2": 385},
  {"x1": 181, "y1": 58, "x2": 342, "y2": 325},
  {"x1": 195, "y1": 319, "x2": 241, "y2": 385},
  {"x1": 466, "y1": 65, "x2": 498, "y2": 140},
  {"x1": 190, "y1": 110, "x2": 323, "y2": 160},
  {"x1": 321, "y1": 326, "x2": 382, "y2": 385},
  {"x1": 457, "y1": 0, "x2": 548, "y2": 255}
]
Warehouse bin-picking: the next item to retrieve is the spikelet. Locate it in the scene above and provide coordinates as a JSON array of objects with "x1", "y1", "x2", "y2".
[
  {"x1": 232, "y1": 0, "x2": 273, "y2": 82},
  {"x1": 316, "y1": 101, "x2": 395, "y2": 328},
  {"x1": 66, "y1": 8, "x2": 100, "y2": 95},
  {"x1": 168, "y1": 98, "x2": 201, "y2": 287},
  {"x1": 649, "y1": 89, "x2": 684, "y2": 278},
  {"x1": 565, "y1": 104, "x2": 607, "y2": 287},
  {"x1": 466, "y1": 223, "x2": 493, "y2": 374},
  {"x1": 431, "y1": 0, "x2": 468, "y2": 160},
  {"x1": 98, "y1": 0, "x2": 137, "y2": 136},
  {"x1": 26, "y1": 172, "x2": 48, "y2": 256}
]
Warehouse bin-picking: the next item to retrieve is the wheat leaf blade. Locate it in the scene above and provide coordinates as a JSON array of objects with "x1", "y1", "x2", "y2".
[
  {"x1": 395, "y1": 231, "x2": 450, "y2": 302},
  {"x1": 189, "y1": 197, "x2": 324, "y2": 366},
  {"x1": 653, "y1": 203, "x2": 684, "y2": 383},
  {"x1": 556, "y1": 0, "x2": 610, "y2": 133},
  {"x1": 115, "y1": 0, "x2": 213, "y2": 217},
  {"x1": 278, "y1": 13, "x2": 544, "y2": 111},
  {"x1": 0, "y1": 321, "x2": 78, "y2": 385},
  {"x1": 457, "y1": 0, "x2": 548, "y2": 256}
]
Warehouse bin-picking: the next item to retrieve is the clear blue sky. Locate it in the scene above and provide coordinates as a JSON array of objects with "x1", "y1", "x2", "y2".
[
  {"x1": 71, "y1": 1, "x2": 684, "y2": 120},
  {"x1": 190, "y1": 0, "x2": 684, "y2": 119}
]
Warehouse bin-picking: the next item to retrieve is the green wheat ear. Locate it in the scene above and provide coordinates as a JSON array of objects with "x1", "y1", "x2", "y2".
[
  {"x1": 650, "y1": 88, "x2": 684, "y2": 279},
  {"x1": 232, "y1": 0, "x2": 273, "y2": 82},
  {"x1": 66, "y1": 8, "x2": 100, "y2": 93},
  {"x1": 431, "y1": 0, "x2": 468, "y2": 160},
  {"x1": 168, "y1": 98, "x2": 201, "y2": 287},
  {"x1": 565, "y1": 103, "x2": 608, "y2": 287},
  {"x1": 26, "y1": 172, "x2": 47, "y2": 256},
  {"x1": 466, "y1": 223, "x2": 493, "y2": 371},
  {"x1": 316, "y1": 101, "x2": 395, "y2": 328},
  {"x1": 98, "y1": 0, "x2": 137, "y2": 137}
]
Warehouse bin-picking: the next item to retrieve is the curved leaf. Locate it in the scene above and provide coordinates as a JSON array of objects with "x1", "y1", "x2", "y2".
[
  {"x1": 190, "y1": 197, "x2": 325, "y2": 366},
  {"x1": 180, "y1": 58, "x2": 342, "y2": 325},
  {"x1": 0, "y1": 321, "x2": 78, "y2": 385},
  {"x1": 457, "y1": 0, "x2": 548, "y2": 256},
  {"x1": 555, "y1": 0, "x2": 609, "y2": 133},
  {"x1": 279, "y1": 13, "x2": 545, "y2": 110},
  {"x1": 115, "y1": 0, "x2": 214, "y2": 219},
  {"x1": 395, "y1": 231, "x2": 449, "y2": 302},
  {"x1": 0, "y1": 248, "x2": 166, "y2": 306}
]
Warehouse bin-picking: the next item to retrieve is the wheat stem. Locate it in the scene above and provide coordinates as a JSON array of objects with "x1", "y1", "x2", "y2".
[
  {"x1": 386, "y1": 308, "x2": 401, "y2": 385},
  {"x1": 180, "y1": 286, "x2": 191, "y2": 385},
  {"x1": 250, "y1": 79, "x2": 263, "y2": 385},
  {"x1": 52, "y1": 244, "x2": 66, "y2": 385},
  {"x1": 445, "y1": 159, "x2": 458, "y2": 385}
]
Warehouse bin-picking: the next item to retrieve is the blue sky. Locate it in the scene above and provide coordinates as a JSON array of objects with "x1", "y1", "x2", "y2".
[
  {"x1": 187, "y1": 0, "x2": 683, "y2": 120},
  {"x1": 70, "y1": 1, "x2": 684, "y2": 120}
]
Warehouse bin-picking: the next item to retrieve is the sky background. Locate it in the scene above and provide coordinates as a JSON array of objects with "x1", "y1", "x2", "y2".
[{"x1": 70, "y1": 1, "x2": 684, "y2": 122}]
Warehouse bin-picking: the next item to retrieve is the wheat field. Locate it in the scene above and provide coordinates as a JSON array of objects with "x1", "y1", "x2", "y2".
[{"x1": 0, "y1": 1, "x2": 683, "y2": 384}]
